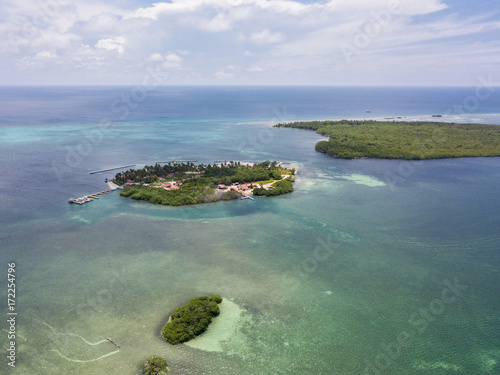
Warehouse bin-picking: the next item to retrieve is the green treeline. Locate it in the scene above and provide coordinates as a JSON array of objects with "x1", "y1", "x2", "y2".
[
  {"x1": 113, "y1": 161, "x2": 291, "y2": 186},
  {"x1": 275, "y1": 120, "x2": 500, "y2": 159},
  {"x1": 120, "y1": 184, "x2": 218, "y2": 206},
  {"x1": 161, "y1": 295, "x2": 223, "y2": 345},
  {"x1": 253, "y1": 178, "x2": 294, "y2": 196}
]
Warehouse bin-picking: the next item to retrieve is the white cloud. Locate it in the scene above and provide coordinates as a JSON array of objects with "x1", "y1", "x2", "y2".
[
  {"x1": 124, "y1": 2, "x2": 181, "y2": 20},
  {"x1": 125, "y1": 0, "x2": 307, "y2": 20},
  {"x1": 256, "y1": 0, "x2": 310, "y2": 14},
  {"x1": 33, "y1": 50, "x2": 58, "y2": 60},
  {"x1": 95, "y1": 37, "x2": 125, "y2": 54},
  {"x1": 249, "y1": 29, "x2": 285, "y2": 44},
  {"x1": 148, "y1": 53, "x2": 164, "y2": 62},
  {"x1": 1, "y1": 0, "x2": 498, "y2": 85},
  {"x1": 322, "y1": 0, "x2": 447, "y2": 16},
  {"x1": 162, "y1": 53, "x2": 183, "y2": 68},
  {"x1": 184, "y1": 13, "x2": 233, "y2": 32},
  {"x1": 74, "y1": 12, "x2": 122, "y2": 34},
  {"x1": 214, "y1": 70, "x2": 234, "y2": 79},
  {"x1": 20, "y1": 50, "x2": 58, "y2": 66},
  {"x1": 394, "y1": 0, "x2": 448, "y2": 16},
  {"x1": 147, "y1": 52, "x2": 184, "y2": 67}
]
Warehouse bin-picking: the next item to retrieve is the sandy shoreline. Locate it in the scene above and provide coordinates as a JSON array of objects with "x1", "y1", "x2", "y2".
[
  {"x1": 184, "y1": 299, "x2": 245, "y2": 353},
  {"x1": 107, "y1": 181, "x2": 120, "y2": 190}
]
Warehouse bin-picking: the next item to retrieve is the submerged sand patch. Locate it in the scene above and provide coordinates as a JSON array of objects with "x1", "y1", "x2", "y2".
[
  {"x1": 184, "y1": 299, "x2": 245, "y2": 353},
  {"x1": 413, "y1": 360, "x2": 462, "y2": 371},
  {"x1": 337, "y1": 173, "x2": 386, "y2": 187}
]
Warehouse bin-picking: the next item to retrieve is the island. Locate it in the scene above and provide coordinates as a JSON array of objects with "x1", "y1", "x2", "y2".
[
  {"x1": 274, "y1": 120, "x2": 500, "y2": 159},
  {"x1": 161, "y1": 294, "x2": 223, "y2": 345},
  {"x1": 141, "y1": 355, "x2": 168, "y2": 375},
  {"x1": 112, "y1": 161, "x2": 295, "y2": 206}
]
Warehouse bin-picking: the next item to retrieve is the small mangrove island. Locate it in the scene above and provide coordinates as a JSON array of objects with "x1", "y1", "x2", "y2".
[
  {"x1": 275, "y1": 120, "x2": 500, "y2": 159},
  {"x1": 161, "y1": 294, "x2": 223, "y2": 345},
  {"x1": 112, "y1": 161, "x2": 295, "y2": 206},
  {"x1": 141, "y1": 355, "x2": 168, "y2": 375}
]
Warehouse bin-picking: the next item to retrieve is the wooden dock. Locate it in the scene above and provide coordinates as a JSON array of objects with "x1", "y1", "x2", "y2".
[
  {"x1": 241, "y1": 195, "x2": 254, "y2": 201},
  {"x1": 68, "y1": 189, "x2": 113, "y2": 205}
]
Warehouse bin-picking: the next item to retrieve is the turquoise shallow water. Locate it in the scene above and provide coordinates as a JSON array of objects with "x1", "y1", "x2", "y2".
[{"x1": 1, "y1": 87, "x2": 500, "y2": 374}]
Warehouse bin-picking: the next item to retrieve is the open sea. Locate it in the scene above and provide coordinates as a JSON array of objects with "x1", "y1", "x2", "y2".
[{"x1": 0, "y1": 86, "x2": 499, "y2": 375}]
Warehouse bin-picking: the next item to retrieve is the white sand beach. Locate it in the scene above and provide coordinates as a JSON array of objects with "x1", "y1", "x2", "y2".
[{"x1": 184, "y1": 299, "x2": 245, "y2": 353}]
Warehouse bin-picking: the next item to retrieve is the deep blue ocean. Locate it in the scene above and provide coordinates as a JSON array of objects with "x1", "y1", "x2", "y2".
[{"x1": 1, "y1": 86, "x2": 499, "y2": 374}]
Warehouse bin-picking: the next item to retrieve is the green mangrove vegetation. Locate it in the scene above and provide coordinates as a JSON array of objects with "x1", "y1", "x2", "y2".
[
  {"x1": 253, "y1": 178, "x2": 294, "y2": 196},
  {"x1": 275, "y1": 120, "x2": 500, "y2": 159},
  {"x1": 115, "y1": 161, "x2": 295, "y2": 206},
  {"x1": 161, "y1": 295, "x2": 223, "y2": 345},
  {"x1": 120, "y1": 183, "x2": 217, "y2": 206},
  {"x1": 141, "y1": 355, "x2": 168, "y2": 375}
]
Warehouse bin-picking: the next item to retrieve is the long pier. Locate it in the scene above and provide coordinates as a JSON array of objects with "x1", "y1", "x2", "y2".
[
  {"x1": 68, "y1": 182, "x2": 121, "y2": 205},
  {"x1": 156, "y1": 160, "x2": 198, "y2": 164},
  {"x1": 68, "y1": 190, "x2": 111, "y2": 204},
  {"x1": 89, "y1": 165, "x2": 136, "y2": 175}
]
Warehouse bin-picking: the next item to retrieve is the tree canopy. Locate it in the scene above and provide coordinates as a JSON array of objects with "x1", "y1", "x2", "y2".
[
  {"x1": 161, "y1": 295, "x2": 223, "y2": 345},
  {"x1": 275, "y1": 120, "x2": 500, "y2": 159}
]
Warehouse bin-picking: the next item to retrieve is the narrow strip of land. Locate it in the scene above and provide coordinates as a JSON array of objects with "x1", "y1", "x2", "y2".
[{"x1": 275, "y1": 120, "x2": 500, "y2": 160}]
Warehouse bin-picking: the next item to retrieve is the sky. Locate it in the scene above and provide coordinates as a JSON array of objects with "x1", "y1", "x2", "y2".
[{"x1": 1, "y1": 0, "x2": 499, "y2": 86}]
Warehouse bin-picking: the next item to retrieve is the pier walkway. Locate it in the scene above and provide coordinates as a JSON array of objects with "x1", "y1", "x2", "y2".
[{"x1": 69, "y1": 189, "x2": 113, "y2": 205}]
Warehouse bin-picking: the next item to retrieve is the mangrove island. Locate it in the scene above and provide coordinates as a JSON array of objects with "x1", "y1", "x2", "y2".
[
  {"x1": 161, "y1": 294, "x2": 223, "y2": 345},
  {"x1": 112, "y1": 161, "x2": 295, "y2": 206},
  {"x1": 141, "y1": 355, "x2": 168, "y2": 375},
  {"x1": 275, "y1": 120, "x2": 500, "y2": 159}
]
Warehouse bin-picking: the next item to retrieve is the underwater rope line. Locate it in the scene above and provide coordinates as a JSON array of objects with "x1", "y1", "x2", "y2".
[
  {"x1": 30, "y1": 318, "x2": 120, "y2": 363},
  {"x1": 50, "y1": 348, "x2": 120, "y2": 363}
]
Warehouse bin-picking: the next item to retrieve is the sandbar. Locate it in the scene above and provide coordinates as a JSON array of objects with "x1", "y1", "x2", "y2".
[{"x1": 184, "y1": 299, "x2": 244, "y2": 353}]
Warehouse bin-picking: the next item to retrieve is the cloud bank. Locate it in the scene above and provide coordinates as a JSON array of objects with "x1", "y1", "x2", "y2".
[{"x1": 1, "y1": 0, "x2": 499, "y2": 85}]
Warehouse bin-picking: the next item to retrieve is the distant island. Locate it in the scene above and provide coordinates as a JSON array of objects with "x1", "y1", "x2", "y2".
[
  {"x1": 161, "y1": 295, "x2": 223, "y2": 345},
  {"x1": 112, "y1": 161, "x2": 295, "y2": 206},
  {"x1": 275, "y1": 120, "x2": 500, "y2": 159}
]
